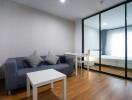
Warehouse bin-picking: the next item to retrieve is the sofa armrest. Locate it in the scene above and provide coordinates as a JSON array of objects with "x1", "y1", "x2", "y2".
[
  {"x1": 4, "y1": 59, "x2": 18, "y2": 91},
  {"x1": 65, "y1": 55, "x2": 75, "y2": 68}
]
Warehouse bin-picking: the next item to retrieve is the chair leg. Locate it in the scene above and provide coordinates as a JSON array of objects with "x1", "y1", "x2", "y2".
[
  {"x1": 81, "y1": 63, "x2": 82, "y2": 74},
  {"x1": 7, "y1": 90, "x2": 11, "y2": 95},
  {"x1": 87, "y1": 63, "x2": 89, "y2": 74}
]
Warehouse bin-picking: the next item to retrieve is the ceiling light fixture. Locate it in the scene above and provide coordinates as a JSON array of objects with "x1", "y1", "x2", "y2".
[{"x1": 60, "y1": 0, "x2": 66, "y2": 4}]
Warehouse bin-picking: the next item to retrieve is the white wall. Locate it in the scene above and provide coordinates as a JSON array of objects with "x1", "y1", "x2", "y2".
[
  {"x1": 0, "y1": 0, "x2": 75, "y2": 68},
  {"x1": 75, "y1": 19, "x2": 82, "y2": 53}
]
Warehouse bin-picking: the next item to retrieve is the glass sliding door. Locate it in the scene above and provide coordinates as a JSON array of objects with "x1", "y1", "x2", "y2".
[
  {"x1": 84, "y1": 15, "x2": 99, "y2": 71},
  {"x1": 127, "y1": 2, "x2": 132, "y2": 78},
  {"x1": 83, "y1": 1, "x2": 132, "y2": 79},
  {"x1": 101, "y1": 5, "x2": 125, "y2": 76}
]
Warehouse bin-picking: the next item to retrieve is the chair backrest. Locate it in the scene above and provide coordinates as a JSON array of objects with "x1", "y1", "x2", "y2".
[
  {"x1": 82, "y1": 50, "x2": 90, "y2": 62},
  {"x1": 78, "y1": 51, "x2": 90, "y2": 62}
]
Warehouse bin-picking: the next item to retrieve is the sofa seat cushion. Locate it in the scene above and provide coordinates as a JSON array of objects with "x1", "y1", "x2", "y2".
[
  {"x1": 16, "y1": 65, "x2": 50, "y2": 86},
  {"x1": 15, "y1": 63, "x2": 74, "y2": 88},
  {"x1": 17, "y1": 65, "x2": 50, "y2": 76},
  {"x1": 48, "y1": 64, "x2": 69, "y2": 69},
  {"x1": 48, "y1": 64, "x2": 74, "y2": 75}
]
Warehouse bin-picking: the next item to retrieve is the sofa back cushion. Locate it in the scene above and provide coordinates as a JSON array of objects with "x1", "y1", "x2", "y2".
[
  {"x1": 59, "y1": 55, "x2": 66, "y2": 63},
  {"x1": 15, "y1": 57, "x2": 31, "y2": 69},
  {"x1": 41, "y1": 55, "x2": 66, "y2": 64},
  {"x1": 9, "y1": 55, "x2": 66, "y2": 69}
]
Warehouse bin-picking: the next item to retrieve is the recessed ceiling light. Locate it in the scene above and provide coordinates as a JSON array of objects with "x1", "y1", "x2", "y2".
[
  {"x1": 60, "y1": 0, "x2": 66, "y2": 4},
  {"x1": 102, "y1": 22, "x2": 108, "y2": 26}
]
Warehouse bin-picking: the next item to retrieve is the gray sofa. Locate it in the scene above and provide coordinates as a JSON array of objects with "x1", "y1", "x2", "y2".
[{"x1": 4, "y1": 55, "x2": 74, "y2": 93}]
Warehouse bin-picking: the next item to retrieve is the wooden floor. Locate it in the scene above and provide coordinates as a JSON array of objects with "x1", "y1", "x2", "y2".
[
  {"x1": 90, "y1": 66, "x2": 132, "y2": 77},
  {"x1": 1, "y1": 69, "x2": 132, "y2": 100}
]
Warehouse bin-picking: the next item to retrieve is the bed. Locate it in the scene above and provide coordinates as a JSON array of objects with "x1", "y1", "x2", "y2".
[{"x1": 90, "y1": 50, "x2": 132, "y2": 69}]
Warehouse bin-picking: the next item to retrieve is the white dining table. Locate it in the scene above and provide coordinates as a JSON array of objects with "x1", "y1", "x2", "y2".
[{"x1": 65, "y1": 52, "x2": 88, "y2": 76}]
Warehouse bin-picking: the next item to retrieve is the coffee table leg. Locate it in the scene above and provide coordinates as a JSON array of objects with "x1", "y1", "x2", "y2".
[
  {"x1": 63, "y1": 77, "x2": 67, "y2": 100},
  {"x1": 27, "y1": 77, "x2": 30, "y2": 97},
  {"x1": 33, "y1": 86, "x2": 37, "y2": 100},
  {"x1": 51, "y1": 82, "x2": 54, "y2": 88}
]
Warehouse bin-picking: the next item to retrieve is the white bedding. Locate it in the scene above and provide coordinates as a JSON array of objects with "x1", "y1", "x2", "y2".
[{"x1": 93, "y1": 55, "x2": 132, "y2": 69}]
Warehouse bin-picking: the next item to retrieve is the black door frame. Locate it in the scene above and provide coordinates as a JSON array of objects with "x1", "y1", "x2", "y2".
[{"x1": 82, "y1": 0, "x2": 132, "y2": 80}]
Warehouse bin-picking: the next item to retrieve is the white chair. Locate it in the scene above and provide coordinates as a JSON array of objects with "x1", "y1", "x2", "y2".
[{"x1": 78, "y1": 50, "x2": 90, "y2": 73}]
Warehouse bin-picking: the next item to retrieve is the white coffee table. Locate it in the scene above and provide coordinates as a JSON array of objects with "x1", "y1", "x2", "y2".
[{"x1": 26, "y1": 69, "x2": 67, "y2": 100}]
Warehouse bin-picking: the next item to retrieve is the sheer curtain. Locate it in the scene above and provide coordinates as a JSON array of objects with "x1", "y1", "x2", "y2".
[
  {"x1": 110, "y1": 32, "x2": 125, "y2": 57},
  {"x1": 105, "y1": 28, "x2": 125, "y2": 57},
  {"x1": 128, "y1": 31, "x2": 132, "y2": 58},
  {"x1": 105, "y1": 28, "x2": 132, "y2": 57}
]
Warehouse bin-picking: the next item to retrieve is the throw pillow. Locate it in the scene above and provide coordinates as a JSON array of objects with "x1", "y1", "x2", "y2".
[
  {"x1": 59, "y1": 56, "x2": 66, "y2": 63},
  {"x1": 23, "y1": 59, "x2": 32, "y2": 68},
  {"x1": 45, "y1": 52, "x2": 59, "y2": 65},
  {"x1": 26, "y1": 51, "x2": 43, "y2": 67}
]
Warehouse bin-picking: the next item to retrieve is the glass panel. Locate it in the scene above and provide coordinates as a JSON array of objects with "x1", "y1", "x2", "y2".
[
  {"x1": 84, "y1": 15, "x2": 99, "y2": 71},
  {"x1": 101, "y1": 5, "x2": 125, "y2": 76},
  {"x1": 127, "y1": 2, "x2": 132, "y2": 78}
]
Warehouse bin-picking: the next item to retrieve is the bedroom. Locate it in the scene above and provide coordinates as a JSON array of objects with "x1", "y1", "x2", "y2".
[{"x1": 83, "y1": 1, "x2": 132, "y2": 78}]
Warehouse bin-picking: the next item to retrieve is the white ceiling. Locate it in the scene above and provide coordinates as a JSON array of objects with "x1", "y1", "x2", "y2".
[
  {"x1": 84, "y1": 2, "x2": 132, "y2": 30},
  {"x1": 12, "y1": 0, "x2": 126, "y2": 21}
]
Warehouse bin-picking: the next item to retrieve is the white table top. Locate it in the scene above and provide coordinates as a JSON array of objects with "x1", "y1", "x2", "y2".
[
  {"x1": 65, "y1": 52, "x2": 88, "y2": 57},
  {"x1": 27, "y1": 69, "x2": 66, "y2": 87}
]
